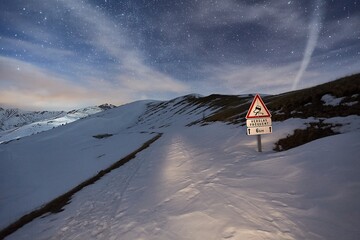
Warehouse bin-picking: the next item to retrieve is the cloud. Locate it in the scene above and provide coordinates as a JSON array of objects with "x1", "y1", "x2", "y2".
[
  {"x1": 59, "y1": 1, "x2": 188, "y2": 91},
  {"x1": 0, "y1": 0, "x2": 189, "y2": 110},
  {"x1": 292, "y1": 0, "x2": 324, "y2": 91},
  {"x1": 118, "y1": 68, "x2": 188, "y2": 93},
  {"x1": 195, "y1": 62, "x2": 324, "y2": 96},
  {"x1": 144, "y1": 0, "x2": 310, "y2": 69},
  {"x1": 0, "y1": 37, "x2": 74, "y2": 61},
  {"x1": 65, "y1": 1, "x2": 190, "y2": 97},
  {"x1": 0, "y1": 56, "x2": 100, "y2": 110},
  {"x1": 193, "y1": 0, "x2": 306, "y2": 34},
  {"x1": 0, "y1": 55, "x2": 188, "y2": 110},
  {"x1": 57, "y1": 0, "x2": 187, "y2": 87}
]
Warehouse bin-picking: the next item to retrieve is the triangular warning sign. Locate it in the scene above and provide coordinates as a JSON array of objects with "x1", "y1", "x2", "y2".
[{"x1": 246, "y1": 94, "x2": 271, "y2": 119}]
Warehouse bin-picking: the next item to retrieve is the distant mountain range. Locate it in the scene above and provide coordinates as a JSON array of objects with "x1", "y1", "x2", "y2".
[
  {"x1": 0, "y1": 104, "x2": 116, "y2": 143},
  {"x1": 0, "y1": 108, "x2": 64, "y2": 131}
]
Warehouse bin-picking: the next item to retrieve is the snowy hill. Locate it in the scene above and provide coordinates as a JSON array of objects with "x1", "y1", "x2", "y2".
[
  {"x1": 0, "y1": 108, "x2": 64, "y2": 132},
  {"x1": 1, "y1": 74, "x2": 360, "y2": 239},
  {"x1": 0, "y1": 104, "x2": 116, "y2": 144}
]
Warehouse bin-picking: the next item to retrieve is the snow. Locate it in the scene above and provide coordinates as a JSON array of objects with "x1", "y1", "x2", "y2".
[
  {"x1": 324, "y1": 115, "x2": 360, "y2": 133},
  {"x1": 0, "y1": 106, "x2": 108, "y2": 144},
  {"x1": 6, "y1": 124, "x2": 360, "y2": 240},
  {"x1": 321, "y1": 94, "x2": 344, "y2": 106},
  {"x1": 0, "y1": 100, "x2": 153, "y2": 229},
  {"x1": 1, "y1": 97, "x2": 360, "y2": 239},
  {"x1": 0, "y1": 108, "x2": 64, "y2": 132}
]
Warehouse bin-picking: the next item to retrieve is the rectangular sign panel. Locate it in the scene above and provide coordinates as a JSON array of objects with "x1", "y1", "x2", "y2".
[
  {"x1": 247, "y1": 126, "x2": 272, "y2": 135},
  {"x1": 246, "y1": 118, "x2": 272, "y2": 128}
]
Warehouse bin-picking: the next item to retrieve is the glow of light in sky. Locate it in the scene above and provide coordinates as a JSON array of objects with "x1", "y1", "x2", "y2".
[{"x1": 292, "y1": 0, "x2": 324, "y2": 91}]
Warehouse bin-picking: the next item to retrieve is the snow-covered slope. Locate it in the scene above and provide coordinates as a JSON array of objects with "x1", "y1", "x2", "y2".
[
  {"x1": 6, "y1": 123, "x2": 360, "y2": 240},
  {"x1": 0, "y1": 108, "x2": 64, "y2": 132},
  {"x1": 1, "y1": 77, "x2": 360, "y2": 239},
  {"x1": 0, "y1": 104, "x2": 116, "y2": 144},
  {"x1": 0, "y1": 101, "x2": 152, "y2": 230}
]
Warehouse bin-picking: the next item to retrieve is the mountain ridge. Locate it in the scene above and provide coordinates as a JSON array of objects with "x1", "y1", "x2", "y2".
[
  {"x1": 2, "y1": 73, "x2": 358, "y2": 145},
  {"x1": 0, "y1": 104, "x2": 117, "y2": 144}
]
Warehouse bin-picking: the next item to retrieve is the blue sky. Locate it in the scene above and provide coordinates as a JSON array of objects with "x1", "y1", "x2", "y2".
[{"x1": 1, "y1": 0, "x2": 359, "y2": 110}]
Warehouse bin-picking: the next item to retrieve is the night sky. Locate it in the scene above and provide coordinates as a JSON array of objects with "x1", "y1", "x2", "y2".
[{"x1": 1, "y1": 0, "x2": 359, "y2": 110}]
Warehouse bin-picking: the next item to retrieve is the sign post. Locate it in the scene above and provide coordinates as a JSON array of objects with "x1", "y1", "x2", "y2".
[
  {"x1": 245, "y1": 94, "x2": 272, "y2": 152},
  {"x1": 257, "y1": 135, "x2": 262, "y2": 152}
]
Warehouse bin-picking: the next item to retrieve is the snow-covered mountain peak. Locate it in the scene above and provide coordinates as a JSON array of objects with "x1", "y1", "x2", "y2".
[
  {"x1": 0, "y1": 104, "x2": 117, "y2": 144},
  {"x1": 0, "y1": 107, "x2": 65, "y2": 132},
  {"x1": 98, "y1": 103, "x2": 117, "y2": 110}
]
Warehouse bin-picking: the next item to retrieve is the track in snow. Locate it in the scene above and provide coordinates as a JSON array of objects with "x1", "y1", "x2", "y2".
[{"x1": 0, "y1": 133, "x2": 162, "y2": 239}]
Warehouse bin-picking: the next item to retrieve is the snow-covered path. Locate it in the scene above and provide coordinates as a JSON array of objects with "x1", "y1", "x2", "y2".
[{"x1": 7, "y1": 125, "x2": 360, "y2": 240}]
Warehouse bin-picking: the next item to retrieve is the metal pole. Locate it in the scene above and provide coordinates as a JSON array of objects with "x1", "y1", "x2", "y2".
[{"x1": 257, "y1": 135, "x2": 262, "y2": 152}]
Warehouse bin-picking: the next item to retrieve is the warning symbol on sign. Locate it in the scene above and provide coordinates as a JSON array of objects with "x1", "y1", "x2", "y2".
[
  {"x1": 253, "y1": 105, "x2": 262, "y2": 116},
  {"x1": 246, "y1": 94, "x2": 271, "y2": 119}
]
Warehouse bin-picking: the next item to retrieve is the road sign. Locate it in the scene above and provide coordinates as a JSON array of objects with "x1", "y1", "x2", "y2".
[
  {"x1": 246, "y1": 118, "x2": 272, "y2": 128},
  {"x1": 245, "y1": 94, "x2": 272, "y2": 152},
  {"x1": 246, "y1": 126, "x2": 272, "y2": 136},
  {"x1": 246, "y1": 94, "x2": 271, "y2": 119}
]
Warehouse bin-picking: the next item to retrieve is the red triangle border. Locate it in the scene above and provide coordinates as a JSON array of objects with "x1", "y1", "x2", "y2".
[{"x1": 246, "y1": 94, "x2": 271, "y2": 119}]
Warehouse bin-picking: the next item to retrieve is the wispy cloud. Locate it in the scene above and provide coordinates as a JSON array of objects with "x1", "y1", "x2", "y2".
[
  {"x1": 196, "y1": 63, "x2": 297, "y2": 95},
  {"x1": 57, "y1": 0, "x2": 188, "y2": 90},
  {"x1": 0, "y1": 55, "x2": 188, "y2": 110},
  {"x1": 194, "y1": 0, "x2": 306, "y2": 34},
  {"x1": 0, "y1": 0, "x2": 189, "y2": 110},
  {"x1": 1, "y1": 37, "x2": 74, "y2": 60},
  {"x1": 193, "y1": 59, "x2": 349, "y2": 97},
  {"x1": 148, "y1": 0, "x2": 310, "y2": 69},
  {"x1": 0, "y1": 56, "x2": 94, "y2": 110},
  {"x1": 292, "y1": 0, "x2": 324, "y2": 91},
  {"x1": 199, "y1": 57, "x2": 360, "y2": 97}
]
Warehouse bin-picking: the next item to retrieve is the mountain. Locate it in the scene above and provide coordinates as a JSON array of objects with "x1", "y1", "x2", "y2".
[
  {"x1": 0, "y1": 104, "x2": 117, "y2": 144},
  {"x1": 1, "y1": 74, "x2": 360, "y2": 239},
  {"x1": 0, "y1": 108, "x2": 65, "y2": 131}
]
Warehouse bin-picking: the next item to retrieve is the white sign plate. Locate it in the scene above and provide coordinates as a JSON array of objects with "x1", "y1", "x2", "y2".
[
  {"x1": 247, "y1": 126, "x2": 272, "y2": 135},
  {"x1": 246, "y1": 118, "x2": 272, "y2": 128}
]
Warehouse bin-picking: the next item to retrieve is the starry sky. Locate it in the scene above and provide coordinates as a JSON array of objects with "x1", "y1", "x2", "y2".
[{"x1": 1, "y1": 0, "x2": 359, "y2": 110}]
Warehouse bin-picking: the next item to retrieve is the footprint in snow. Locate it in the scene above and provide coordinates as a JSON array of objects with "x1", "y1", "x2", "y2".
[{"x1": 222, "y1": 226, "x2": 236, "y2": 239}]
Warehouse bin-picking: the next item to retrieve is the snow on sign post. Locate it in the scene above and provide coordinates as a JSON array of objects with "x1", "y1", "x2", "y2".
[{"x1": 246, "y1": 94, "x2": 272, "y2": 152}]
